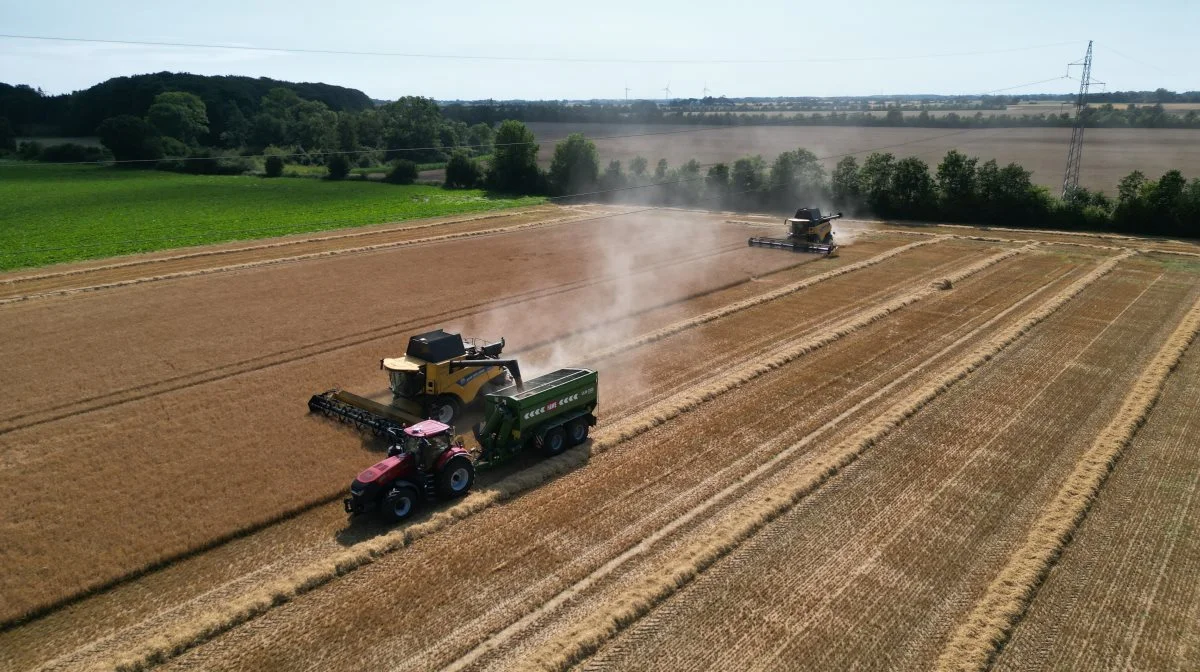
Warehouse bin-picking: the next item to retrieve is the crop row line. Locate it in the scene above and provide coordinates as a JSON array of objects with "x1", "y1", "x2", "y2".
[
  {"x1": 448, "y1": 245, "x2": 1048, "y2": 671},
  {"x1": 6, "y1": 236, "x2": 916, "y2": 631},
  {"x1": 935, "y1": 290, "x2": 1200, "y2": 672},
  {"x1": 0, "y1": 209, "x2": 592, "y2": 305},
  {"x1": 0, "y1": 208, "x2": 551, "y2": 287},
  {"x1": 0, "y1": 238, "x2": 748, "y2": 436},
  {"x1": 524, "y1": 250, "x2": 1133, "y2": 671},
  {"x1": 103, "y1": 240, "x2": 1009, "y2": 672}
]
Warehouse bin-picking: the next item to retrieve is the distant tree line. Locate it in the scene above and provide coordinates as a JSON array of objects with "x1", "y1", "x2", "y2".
[
  {"x1": 1, "y1": 76, "x2": 499, "y2": 186},
  {"x1": 443, "y1": 100, "x2": 1200, "y2": 129},
  {"x1": 481, "y1": 127, "x2": 1198, "y2": 239}
]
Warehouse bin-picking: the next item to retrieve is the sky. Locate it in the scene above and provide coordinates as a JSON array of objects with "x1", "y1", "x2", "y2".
[{"x1": 0, "y1": 0, "x2": 1195, "y2": 101}]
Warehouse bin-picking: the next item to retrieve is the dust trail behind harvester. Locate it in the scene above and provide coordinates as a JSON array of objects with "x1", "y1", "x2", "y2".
[{"x1": 468, "y1": 210, "x2": 726, "y2": 390}]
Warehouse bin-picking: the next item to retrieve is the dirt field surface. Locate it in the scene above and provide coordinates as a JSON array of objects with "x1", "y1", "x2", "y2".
[
  {"x1": 524, "y1": 122, "x2": 1200, "y2": 193},
  {"x1": 2, "y1": 203, "x2": 1199, "y2": 672}
]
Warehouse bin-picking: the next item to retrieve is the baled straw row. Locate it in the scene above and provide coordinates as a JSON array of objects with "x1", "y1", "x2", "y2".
[
  {"x1": 0, "y1": 211, "x2": 586, "y2": 305},
  {"x1": 935, "y1": 292, "x2": 1200, "y2": 672},
  {"x1": 524, "y1": 250, "x2": 1133, "y2": 672},
  {"x1": 105, "y1": 242, "x2": 1016, "y2": 671}
]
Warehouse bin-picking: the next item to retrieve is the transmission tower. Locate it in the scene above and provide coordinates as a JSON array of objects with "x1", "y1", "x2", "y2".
[{"x1": 1062, "y1": 40, "x2": 1094, "y2": 198}]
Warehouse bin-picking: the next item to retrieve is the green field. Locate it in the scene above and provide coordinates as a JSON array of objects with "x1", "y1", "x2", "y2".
[{"x1": 0, "y1": 164, "x2": 543, "y2": 271}]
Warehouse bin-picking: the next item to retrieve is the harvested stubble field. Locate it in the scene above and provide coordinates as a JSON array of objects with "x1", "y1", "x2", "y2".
[
  {"x1": 523, "y1": 122, "x2": 1200, "y2": 194},
  {"x1": 2, "y1": 204, "x2": 1200, "y2": 672}
]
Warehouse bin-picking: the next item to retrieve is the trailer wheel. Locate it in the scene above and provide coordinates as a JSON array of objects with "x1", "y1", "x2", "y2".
[
  {"x1": 436, "y1": 456, "x2": 475, "y2": 499},
  {"x1": 536, "y1": 426, "x2": 568, "y2": 457},
  {"x1": 429, "y1": 395, "x2": 461, "y2": 425},
  {"x1": 566, "y1": 419, "x2": 590, "y2": 446},
  {"x1": 381, "y1": 482, "x2": 420, "y2": 522}
]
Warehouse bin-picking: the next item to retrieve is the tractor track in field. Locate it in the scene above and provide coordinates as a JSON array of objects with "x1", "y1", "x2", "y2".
[
  {"x1": 0, "y1": 208, "x2": 601, "y2": 305},
  {"x1": 150, "y1": 246, "x2": 1105, "y2": 672},
  {"x1": 51, "y1": 243, "x2": 1024, "y2": 672},
  {"x1": 569, "y1": 258, "x2": 1198, "y2": 672},
  {"x1": 937, "y1": 292, "x2": 1200, "y2": 672},
  {"x1": 0, "y1": 235, "x2": 926, "y2": 637},
  {"x1": 516, "y1": 251, "x2": 1137, "y2": 671},
  {"x1": 440, "y1": 245, "x2": 1072, "y2": 672},
  {"x1": 0, "y1": 237, "x2": 756, "y2": 435},
  {"x1": 9, "y1": 239, "x2": 995, "y2": 670}
]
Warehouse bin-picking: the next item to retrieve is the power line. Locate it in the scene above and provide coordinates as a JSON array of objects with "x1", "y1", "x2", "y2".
[{"x1": 0, "y1": 33, "x2": 1079, "y2": 65}]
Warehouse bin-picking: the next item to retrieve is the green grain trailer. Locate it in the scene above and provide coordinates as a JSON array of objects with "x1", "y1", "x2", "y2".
[{"x1": 474, "y1": 367, "x2": 598, "y2": 463}]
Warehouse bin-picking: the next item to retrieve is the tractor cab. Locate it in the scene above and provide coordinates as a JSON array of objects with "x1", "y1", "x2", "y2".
[{"x1": 387, "y1": 419, "x2": 460, "y2": 468}]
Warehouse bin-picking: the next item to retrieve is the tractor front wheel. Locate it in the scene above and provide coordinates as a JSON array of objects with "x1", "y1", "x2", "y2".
[
  {"x1": 536, "y1": 426, "x2": 568, "y2": 457},
  {"x1": 436, "y1": 456, "x2": 475, "y2": 499},
  {"x1": 381, "y1": 482, "x2": 420, "y2": 522}
]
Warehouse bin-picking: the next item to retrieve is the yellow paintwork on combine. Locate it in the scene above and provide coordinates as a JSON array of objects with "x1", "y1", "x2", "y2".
[{"x1": 383, "y1": 353, "x2": 507, "y2": 408}]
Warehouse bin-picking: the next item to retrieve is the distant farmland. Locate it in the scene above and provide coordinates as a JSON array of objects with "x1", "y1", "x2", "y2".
[{"x1": 524, "y1": 123, "x2": 1200, "y2": 194}]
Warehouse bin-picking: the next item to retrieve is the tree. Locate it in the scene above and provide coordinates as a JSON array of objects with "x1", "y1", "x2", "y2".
[
  {"x1": 385, "y1": 159, "x2": 418, "y2": 185},
  {"x1": 97, "y1": 114, "x2": 163, "y2": 163},
  {"x1": 326, "y1": 153, "x2": 350, "y2": 180},
  {"x1": 730, "y1": 156, "x2": 767, "y2": 208},
  {"x1": 467, "y1": 122, "x2": 494, "y2": 154},
  {"x1": 885, "y1": 108, "x2": 904, "y2": 126},
  {"x1": 146, "y1": 92, "x2": 209, "y2": 146},
  {"x1": 654, "y1": 158, "x2": 668, "y2": 180},
  {"x1": 444, "y1": 149, "x2": 482, "y2": 189},
  {"x1": 936, "y1": 150, "x2": 978, "y2": 220},
  {"x1": 706, "y1": 163, "x2": 730, "y2": 205},
  {"x1": 599, "y1": 159, "x2": 626, "y2": 192},
  {"x1": 630, "y1": 155, "x2": 648, "y2": 178},
  {"x1": 890, "y1": 157, "x2": 936, "y2": 217},
  {"x1": 336, "y1": 112, "x2": 358, "y2": 152},
  {"x1": 548, "y1": 133, "x2": 599, "y2": 195},
  {"x1": 831, "y1": 156, "x2": 861, "y2": 206},
  {"x1": 0, "y1": 116, "x2": 15, "y2": 152},
  {"x1": 264, "y1": 155, "x2": 284, "y2": 177},
  {"x1": 379, "y1": 96, "x2": 445, "y2": 162},
  {"x1": 487, "y1": 120, "x2": 541, "y2": 194},
  {"x1": 859, "y1": 152, "x2": 896, "y2": 213}
]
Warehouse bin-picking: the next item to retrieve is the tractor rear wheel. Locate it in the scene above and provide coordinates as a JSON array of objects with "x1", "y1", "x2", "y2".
[
  {"x1": 823, "y1": 233, "x2": 834, "y2": 244},
  {"x1": 566, "y1": 418, "x2": 590, "y2": 446},
  {"x1": 536, "y1": 426, "x2": 568, "y2": 457},
  {"x1": 381, "y1": 482, "x2": 420, "y2": 522},
  {"x1": 429, "y1": 395, "x2": 461, "y2": 425},
  {"x1": 436, "y1": 456, "x2": 475, "y2": 499}
]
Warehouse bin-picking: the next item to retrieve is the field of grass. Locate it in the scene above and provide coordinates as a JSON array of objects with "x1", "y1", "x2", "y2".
[{"x1": 0, "y1": 164, "x2": 542, "y2": 271}]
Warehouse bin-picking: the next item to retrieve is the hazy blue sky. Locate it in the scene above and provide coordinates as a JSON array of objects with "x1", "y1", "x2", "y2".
[{"x1": 0, "y1": 0, "x2": 1195, "y2": 100}]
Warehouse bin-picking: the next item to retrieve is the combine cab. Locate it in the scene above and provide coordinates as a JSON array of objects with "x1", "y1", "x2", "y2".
[
  {"x1": 749, "y1": 207, "x2": 843, "y2": 255},
  {"x1": 309, "y1": 329, "x2": 519, "y2": 432}
]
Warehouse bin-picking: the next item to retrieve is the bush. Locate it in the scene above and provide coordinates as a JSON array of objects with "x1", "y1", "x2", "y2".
[
  {"x1": 264, "y1": 155, "x2": 284, "y2": 177},
  {"x1": 37, "y1": 143, "x2": 110, "y2": 163},
  {"x1": 97, "y1": 115, "x2": 164, "y2": 164},
  {"x1": 385, "y1": 159, "x2": 419, "y2": 185},
  {"x1": 326, "y1": 154, "x2": 351, "y2": 180},
  {"x1": 18, "y1": 140, "x2": 45, "y2": 161},
  {"x1": 444, "y1": 150, "x2": 481, "y2": 189},
  {"x1": 155, "y1": 150, "x2": 255, "y2": 175},
  {"x1": 0, "y1": 117, "x2": 14, "y2": 152}
]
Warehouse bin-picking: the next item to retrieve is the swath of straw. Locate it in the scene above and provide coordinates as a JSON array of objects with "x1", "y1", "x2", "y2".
[
  {"x1": 106, "y1": 242, "x2": 1013, "y2": 672},
  {"x1": 525, "y1": 251, "x2": 1132, "y2": 672},
  {"x1": 935, "y1": 291, "x2": 1200, "y2": 672}
]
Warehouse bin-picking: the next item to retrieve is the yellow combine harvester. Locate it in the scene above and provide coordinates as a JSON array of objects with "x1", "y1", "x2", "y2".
[
  {"x1": 309, "y1": 329, "x2": 521, "y2": 430},
  {"x1": 748, "y1": 207, "x2": 843, "y2": 255}
]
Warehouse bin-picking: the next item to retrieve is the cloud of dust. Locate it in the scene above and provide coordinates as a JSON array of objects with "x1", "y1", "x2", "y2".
[{"x1": 463, "y1": 210, "x2": 727, "y2": 392}]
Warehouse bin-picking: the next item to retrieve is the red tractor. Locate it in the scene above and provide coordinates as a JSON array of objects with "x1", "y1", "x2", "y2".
[{"x1": 344, "y1": 420, "x2": 475, "y2": 521}]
